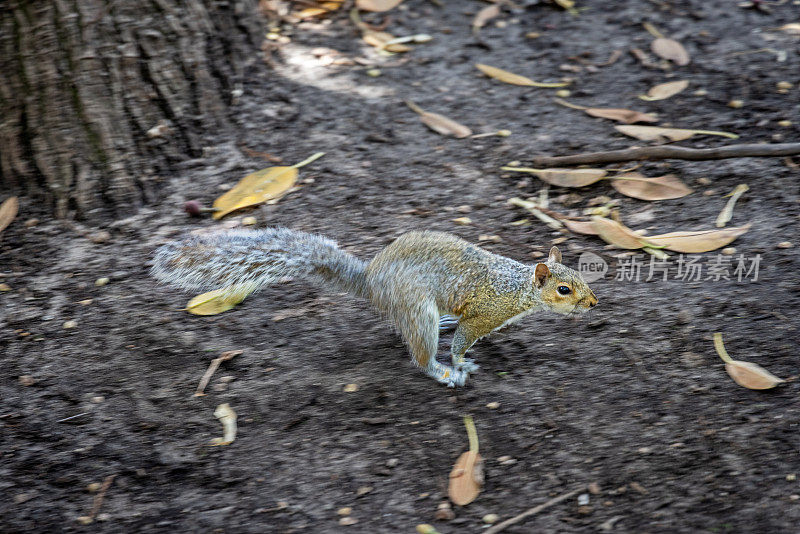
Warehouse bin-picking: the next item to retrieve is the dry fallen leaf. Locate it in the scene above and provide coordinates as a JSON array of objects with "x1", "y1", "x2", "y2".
[
  {"x1": 448, "y1": 416, "x2": 483, "y2": 506},
  {"x1": 592, "y1": 216, "x2": 655, "y2": 249},
  {"x1": 714, "y1": 332, "x2": 784, "y2": 390},
  {"x1": 362, "y1": 30, "x2": 412, "y2": 52},
  {"x1": 356, "y1": 0, "x2": 404, "y2": 11},
  {"x1": 639, "y1": 80, "x2": 689, "y2": 101},
  {"x1": 651, "y1": 37, "x2": 690, "y2": 65},
  {"x1": 562, "y1": 218, "x2": 600, "y2": 235},
  {"x1": 406, "y1": 101, "x2": 472, "y2": 138},
  {"x1": 610, "y1": 173, "x2": 693, "y2": 200},
  {"x1": 210, "y1": 403, "x2": 238, "y2": 445},
  {"x1": 186, "y1": 285, "x2": 254, "y2": 315},
  {"x1": 213, "y1": 153, "x2": 324, "y2": 219},
  {"x1": 645, "y1": 224, "x2": 751, "y2": 253},
  {"x1": 615, "y1": 125, "x2": 739, "y2": 142},
  {"x1": 475, "y1": 64, "x2": 569, "y2": 88},
  {"x1": 0, "y1": 196, "x2": 19, "y2": 234},
  {"x1": 472, "y1": 4, "x2": 501, "y2": 33},
  {"x1": 501, "y1": 167, "x2": 607, "y2": 187},
  {"x1": 716, "y1": 184, "x2": 749, "y2": 228},
  {"x1": 585, "y1": 108, "x2": 658, "y2": 124},
  {"x1": 777, "y1": 23, "x2": 800, "y2": 36},
  {"x1": 297, "y1": 1, "x2": 343, "y2": 18}
]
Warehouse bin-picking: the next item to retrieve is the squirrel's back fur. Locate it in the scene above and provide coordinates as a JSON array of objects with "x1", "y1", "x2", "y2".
[{"x1": 151, "y1": 228, "x2": 368, "y2": 297}]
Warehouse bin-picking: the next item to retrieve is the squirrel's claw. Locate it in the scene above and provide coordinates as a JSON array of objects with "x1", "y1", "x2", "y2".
[
  {"x1": 455, "y1": 358, "x2": 480, "y2": 374},
  {"x1": 426, "y1": 362, "x2": 469, "y2": 387}
]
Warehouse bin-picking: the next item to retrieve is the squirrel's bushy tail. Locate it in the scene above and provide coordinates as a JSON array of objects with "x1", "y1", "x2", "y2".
[{"x1": 151, "y1": 228, "x2": 369, "y2": 298}]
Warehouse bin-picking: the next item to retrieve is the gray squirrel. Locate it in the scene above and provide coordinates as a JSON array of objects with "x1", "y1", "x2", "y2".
[{"x1": 152, "y1": 228, "x2": 598, "y2": 387}]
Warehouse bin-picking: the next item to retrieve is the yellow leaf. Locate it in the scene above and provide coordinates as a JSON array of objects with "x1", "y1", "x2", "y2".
[
  {"x1": 651, "y1": 37, "x2": 690, "y2": 65},
  {"x1": 186, "y1": 286, "x2": 252, "y2": 315},
  {"x1": 614, "y1": 125, "x2": 739, "y2": 142},
  {"x1": 297, "y1": 1, "x2": 343, "y2": 18},
  {"x1": 778, "y1": 23, "x2": 800, "y2": 35},
  {"x1": 609, "y1": 173, "x2": 693, "y2": 200},
  {"x1": 356, "y1": 0, "x2": 404, "y2": 11},
  {"x1": 213, "y1": 166, "x2": 297, "y2": 219},
  {"x1": 644, "y1": 224, "x2": 751, "y2": 253},
  {"x1": 0, "y1": 196, "x2": 19, "y2": 234},
  {"x1": 475, "y1": 64, "x2": 569, "y2": 88},
  {"x1": 210, "y1": 403, "x2": 238, "y2": 446},
  {"x1": 638, "y1": 80, "x2": 689, "y2": 101},
  {"x1": 501, "y1": 167, "x2": 607, "y2": 187}
]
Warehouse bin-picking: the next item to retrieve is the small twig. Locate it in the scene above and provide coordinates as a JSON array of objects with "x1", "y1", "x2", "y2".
[
  {"x1": 484, "y1": 487, "x2": 584, "y2": 534},
  {"x1": 532, "y1": 143, "x2": 800, "y2": 167},
  {"x1": 194, "y1": 350, "x2": 243, "y2": 397},
  {"x1": 89, "y1": 475, "x2": 116, "y2": 520}
]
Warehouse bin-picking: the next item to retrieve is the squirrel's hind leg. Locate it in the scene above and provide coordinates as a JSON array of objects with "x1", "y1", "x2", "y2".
[{"x1": 397, "y1": 302, "x2": 468, "y2": 387}]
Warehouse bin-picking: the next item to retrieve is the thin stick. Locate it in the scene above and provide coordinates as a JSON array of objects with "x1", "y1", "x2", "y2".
[
  {"x1": 485, "y1": 487, "x2": 584, "y2": 534},
  {"x1": 89, "y1": 474, "x2": 116, "y2": 519},
  {"x1": 194, "y1": 350, "x2": 243, "y2": 397},
  {"x1": 532, "y1": 143, "x2": 800, "y2": 167}
]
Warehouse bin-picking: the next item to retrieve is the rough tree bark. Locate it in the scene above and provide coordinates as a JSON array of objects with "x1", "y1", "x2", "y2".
[{"x1": 0, "y1": 0, "x2": 264, "y2": 219}]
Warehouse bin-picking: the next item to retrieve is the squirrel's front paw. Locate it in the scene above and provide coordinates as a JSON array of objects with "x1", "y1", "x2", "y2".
[{"x1": 455, "y1": 358, "x2": 480, "y2": 374}]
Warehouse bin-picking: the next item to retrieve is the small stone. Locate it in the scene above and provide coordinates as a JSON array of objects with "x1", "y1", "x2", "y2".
[
  {"x1": 337, "y1": 507, "x2": 352, "y2": 516},
  {"x1": 95, "y1": 277, "x2": 110, "y2": 287},
  {"x1": 696, "y1": 177, "x2": 712, "y2": 185},
  {"x1": 778, "y1": 120, "x2": 792, "y2": 127},
  {"x1": 434, "y1": 507, "x2": 455, "y2": 521},
  {"x1": 776, "y1": 81, "x2": 793, "y2": 92},
  {"x1": 13, "y1": 493, "x2": 34, "y2": 504},
  {"x1": 577, "y1": 505, "x2": 593, "y2": 515},
  {"x1": 578, "y1": 493, "x2": 590, "y2": 506},
  {"x1": 241, "y1": 216, "x2": 257, "y2": 226},
  {"x1": 777, "y1": 241, "x2": 793, "y2": 249},
  {"x1": 366, "y1": 69, "x2": 381, "y2": 77},
  {"x1": 24, "y1": 218, "x2": 40, "y2": 228},
  {"x1": 63, "y1": 320, "x2": 78, "y2": 330},
  {"x1": 89, "y1": 230, "x2": 112, "y2": 244},
  {"x1": 478, "y1": 235, "x2": 502, "y2": 243},
  {"x1": 482, "y1": 513, "x2": 500, "y2": 524},
  {"x1": 727, "y1": 99, "x2": 744, "y2": 108},
  {"x1": 693, "y1": 88, "x2": 708, "y2": 96},
  {"x1": 416, "y1": 525, "x2": 438, "y2": 534},
  {"x1": 721, "y1": 247, "x2": 736, "y2": 255},
  {"x1": 0, "y1": 283, "x2": 11, "y2": 291},
  {"x1": 218, "y1": 375, "x2": 236, "y2": 384},
  {"x1": 637, "y1": 447, "x2": 652, "y2": 454},
  {"x1": 96, "y1": 513, "x2": 111, "y2": 522},
  {"x1": 497, "y1": 455, "x2": 512, "y2": 463},
  {"x1": 486, "y1": 401, "x2": 500, "y2": 409},
  {"x1": 356, "y1": 486, "x2": 373, "y2": 496},
  {"x1": 790, "y1": 494, "x2": 800, "y2": 501},
  {"x1": 787, "y1": 474, "x2": 797, "y2": 481},
  {"x1": 452, "y1": 217, "x2": 472, "y2": 226},
  {"x1": 90, "y1": 396, "x2": 105, "y2": 404},
  {"x1": 76, "y1": 516, "x2": 93, "y2": 525},
  {"x1": 19, "y1": 375, "x2": 36, "y2": 386},
  {"x1": 338, "y1": 517, "x2": 358, "y2": 526},
  {"x1": 343, "y1": 383, "x2": 359, "y2": 392},
  {"x1": 456, "y1": 205, "x2": 472, "y2": 213},
  {"x1": 87, "y1": 482, "x2": 103, "y2": 493},
  {"x1": 386, "y1": 458, "x2": 399, "y2": 468},
  {"x1": 500, "y1": 457, "x2": 517, "y2": 466},
  {"x1": 555, "y1": 89, "x2": 571, "y2": 98},
  {"x1": 79, "y1": 299, "x2": 93, "y2": 306},
  {"x1": 551, "y1": 237, "x2": 568, "y2": 245},
  {"x1": 676, "y1": 310, "x2": 692, "y2": 324},
  {"x1": 588, "y1": 482, "x2": 601, "y2": 495}
]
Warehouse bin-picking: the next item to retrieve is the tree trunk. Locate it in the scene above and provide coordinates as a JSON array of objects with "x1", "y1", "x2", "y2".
[{"x1": 0, "y1": 0, "x2": 264, "y2": 219}]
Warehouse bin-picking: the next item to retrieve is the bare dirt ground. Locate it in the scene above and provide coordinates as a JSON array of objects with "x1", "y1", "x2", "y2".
[{"x1": 2, "y1": 1, "x2": 799, "y2": 532}]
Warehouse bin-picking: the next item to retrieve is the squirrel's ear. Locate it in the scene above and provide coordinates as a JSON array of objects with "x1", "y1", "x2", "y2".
[
  {"x1": 548, "y1": 246, "x2": 562, "y2": 264},
  {"x1": 534, "y1": 263, "x2": 550, "y2": 288}
]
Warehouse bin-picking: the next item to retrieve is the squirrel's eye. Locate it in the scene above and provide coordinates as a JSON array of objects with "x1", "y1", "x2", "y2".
[{"x1": 557, "y1": 285, "x2": 571, "y2": 295}]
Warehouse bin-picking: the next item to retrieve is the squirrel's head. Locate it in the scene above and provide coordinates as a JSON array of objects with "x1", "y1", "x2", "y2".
[{"x1": 534, "y1": 246, "x2": 598, "y2": 315}]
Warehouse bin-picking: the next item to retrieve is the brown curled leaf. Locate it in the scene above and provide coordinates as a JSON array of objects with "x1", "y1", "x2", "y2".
[
  {"x1": 645, "y1": 224, "x2": 751, "y2": 253},
  {"x1": 610, "y1": 173, "x2": 693, "y2": 200},
  {"x1": 501, "y1": 167, "x2": 607, "y2": 187},
  {"x1": 651, "y1": 37, "x2": 690, "y2": 65},
  {"x1": 714, "y1": 332, "x2": 785, "y2": 390},
  {"x1": 0, "y1": 196, "x2": 19, "y2": 234},
  {"x1": 639, "y1": 80, "x2": 689, "y2": 101}
]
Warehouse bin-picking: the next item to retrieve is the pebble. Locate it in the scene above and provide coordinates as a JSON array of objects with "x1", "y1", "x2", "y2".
[
  {"x1": 337, "y1": 507, "x2": 352, "y2": 516},
  {"x1": 486, "y1": 401, "x2": 500, "y2": 409},
  {"x1": 721, "y1": 247, "x2": 736, "y2": 255},
  {"x1": 727, "y1": 99, "x2": 744, "y2": 108},
  {"x1": 434, "y1": 507, "x2": 455, "y2": 521},
  {"x1": 19, "y1": 375, "x2": 36, "y2": 386},
  {"x1": 242, "y1": 216, "x2": 257, "y2": 226},
  {"x1": 386, "y1": 458, "x2": 399, "y2": 468},
  {"x1": 76, "y1": 516, "x2": 93, "y2": 525},
  {"x1": 343, "y1": 383, "x2": 359, "y2": 393},
  {"x1": 456, "y1": 205, "x2": 472, "y2": 213},
  {"x1": 676, "y1": 310, "x2": 692, "y2": 324},
  {"x1": 89, "y1": 230, "x2": 112, "y2": 244},
  {"x1": 777, "y1": 241, "x2": 793, "y2": 249},
  {"x1": 578, "y1": 493, "x2": 590, "y2": 506},
  {"x1": 87, "y1": 482, "x2": 103, "y2": 493},
  {"x1": 0, "y1": 283, "x2": 11, "y2": 291},
  {"x1": 338, "y1": 517, "x2": 358, "y2": 526},
  {"x1": 778, "y1": 120, "x2": 792, "y2": 127},
  {"x1": 482, "y1": 513, "x2": 500, "y2": 524},
  {"x1": 356, "y1": 486, "x2": 373, "y2": 496},
  {"x1": 79, "y1": 299, "x2": 93, "y2": 306},
  {"x1": 588, "y1": 482, "x2": 601, "y2": 494},
  {"x1": 63, "y1": 320, "x2": 78, "y2": 329},
  {"x1": 90, "y1": 396, "x2": 105, "y2": 404},
  {"x1": 24, "y1": 218, "x2": 39, "y2": 228},
  {"x1": 95, "y1": 278, "x2": 110, "y2": 287},
  {"x1": 452, "y1": 217, "x2": 472, "y2": 226}
]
